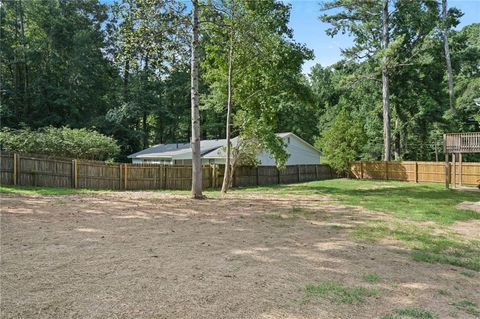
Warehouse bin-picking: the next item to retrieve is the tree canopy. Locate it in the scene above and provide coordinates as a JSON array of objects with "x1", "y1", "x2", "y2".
[{"x1": 0, "y1": 0, "x2": 478, "y2": 163}]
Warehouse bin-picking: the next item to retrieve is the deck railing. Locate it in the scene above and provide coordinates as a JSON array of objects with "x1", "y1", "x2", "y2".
[{"x1": 444, "y1": 132, "x2": 480, "y2": 153}]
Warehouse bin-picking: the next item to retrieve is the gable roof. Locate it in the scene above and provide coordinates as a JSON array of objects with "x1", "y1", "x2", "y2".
[
  {"x1": 128, "y1": 139, "x2": 226, "y2": 159},
  {"x1": 202, "y1": 132, "x2": 320, "y2": 159},
  {"x1": 128, "y1": 132, "x2": 320, "y2": 159}
]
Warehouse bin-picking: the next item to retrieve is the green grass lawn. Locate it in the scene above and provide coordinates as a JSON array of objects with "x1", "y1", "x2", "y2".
[
  {"x1": 236, "y1": 179, "x2": 480, "y2": 224},
  {"x1": 0, "y1": 185, "x2": 100, "y2": 196},
  {"x1": 233, "y1": 179, "x2": 480, "y2": 271}
]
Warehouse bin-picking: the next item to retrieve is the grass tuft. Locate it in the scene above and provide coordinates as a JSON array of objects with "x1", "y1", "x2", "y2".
[
  {"x1": 460, "y1": 270, "x2": 475, "y2": 278},
  {"x1": 412, "y1": 250, "x2": 480, "y2": 272},
  {"x1": 454, "y1": 299, "x2": 480, "y2": 316},
  {"x1": 305, "y1": 281, "x2": 379, "y2": 304},
  {"x1": 436, "y1": 289, "x2": 450, "y2": 296},
  {"x1": 382, "y1": 307, "x2": 438, "y2": 319},
  {"x1": 362, "y1": 272, "x2": 380, "y2": 283}
]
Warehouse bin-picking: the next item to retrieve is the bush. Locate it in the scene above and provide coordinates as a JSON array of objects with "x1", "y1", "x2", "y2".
[
  {"x1": 0, "y1": 127, "x2": 120, "y2": 161},
  {"x1": 316, "y1": 110, "x2": 366, "y2": 174}
]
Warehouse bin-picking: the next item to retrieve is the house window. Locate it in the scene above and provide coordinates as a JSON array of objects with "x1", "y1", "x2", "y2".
[{"x1": 287, "y1": 137, "x2": 290, "y2": 144}]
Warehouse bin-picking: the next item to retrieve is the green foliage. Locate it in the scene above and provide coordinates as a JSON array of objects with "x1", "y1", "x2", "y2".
[
  {"x1": 0, "y1": 0, "x2": 478, "y2": 163},
  {"x1": 305, "y1": 282, "x2": 379, "y2": 304},
  {"x1": 317, "y1": 110, "x2": 366, "y2": 174},
  {"x1": 0, "y1": 127, "x2": 120, "y2": 160},
  {"x1": 202, "y1": 0, "x2": 313, "y2": 167},
  {"x1": 315, "y1": 2, "x2": 479, "y2": 161}
]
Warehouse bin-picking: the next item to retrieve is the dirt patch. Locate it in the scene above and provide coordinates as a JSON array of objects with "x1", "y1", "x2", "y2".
[
  {"x1": 1, "y1": 191, "x2": 479, "y2": 319},
  {"x1": 457, "y1": 201, "x2": 480, "y2": 213}
]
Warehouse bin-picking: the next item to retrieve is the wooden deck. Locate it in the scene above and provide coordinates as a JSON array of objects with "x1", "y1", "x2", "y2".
[{"x1": 444, "y1": 132, "x2": 480, "y2": 153}]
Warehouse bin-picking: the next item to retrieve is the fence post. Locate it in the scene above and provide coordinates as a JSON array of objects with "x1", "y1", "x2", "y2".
[
  {"x1": 13, "y1": 153, "x2": 18, "y2": 185},
  {"x1": 118, "y1": 164, "x2": 123, "y2": 189},
  {"x1": 444, "y1": 134, "x2": 449, "y2": 189},
  {"x1": 277, "y1": 167, "x2": 280, "y2": 184},
  {"x1": 124, "y1": 164, "x2": 128, "y2": 190},
  {"x1": 414, "y1": 161, "x2": 418, "y2": 183},
  {"x1": 360, "y1": 162, "x2": 364, "y2": 179},
  {"x1": 209, "y1": 165, "x2": 212, "y2": 188},
  {"x1": 315, "y1": 165, "x2": 319, "y2": 180},
  {"x1": 385, "y1": 161, "x2": 389, "y2": 180},
  {"x1": 256, "y1": 167, "x2": 259, "y2": 185},
  {"x1": 72, "y1": 159, "x2": 78, "y2": 189},
  {"x1": 163, "y1": 164, "x2": 167, "y2": 189},
  {"x1": 297, "y1": 165, "x2": 301, "y2": 183}
]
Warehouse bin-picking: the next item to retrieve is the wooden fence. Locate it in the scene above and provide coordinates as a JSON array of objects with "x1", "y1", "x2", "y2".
[
  {"x1": 0, "y1": 153, "x2": 335, "y2": 190},
  {"x1": 350, "y1": 161, "x2": 480, "y2": 186}
]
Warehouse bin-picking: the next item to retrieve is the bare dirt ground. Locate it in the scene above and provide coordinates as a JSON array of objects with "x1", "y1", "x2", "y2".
[{"x1": 1, "y1": 191, "x2": 479, "y2": 319}]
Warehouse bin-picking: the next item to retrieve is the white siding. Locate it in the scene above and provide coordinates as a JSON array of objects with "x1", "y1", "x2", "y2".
[{"x1": 257, "y1": 135, "x2": 320, "y2": 166}]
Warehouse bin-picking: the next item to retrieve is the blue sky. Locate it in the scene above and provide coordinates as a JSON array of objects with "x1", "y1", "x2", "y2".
[{"x1": 287, "y1": 0, "x2": 480, "y2": 74}]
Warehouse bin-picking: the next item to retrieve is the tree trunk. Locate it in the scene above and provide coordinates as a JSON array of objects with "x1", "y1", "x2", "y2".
[
  {"x1": 394, "y1": 118, "x2": 400, "y2": 160},
  {"x1": 142, "y1": 56, "x2": 149, "y2": 149},
  {"x1": 382, "y1": 0, "x2": 391, "y2": 161},
  {"x1": 143, "y1": 111, "x2": 148, "y2": 148},
  {"x1": 123, "y1": 59, "x2": 130, "y2": 102},
  {"x1": 442, "y1": 0, "x2": 455, "y2": 112},
  {"x1": 190, "y1": 0, "x2": 203, "y2": 199},
  {"x1": 19, "y1": 0, "x2": 29, "y2": 119},
  {"x1": 221, "y1": 30, "x2": 234, "y2": 194}
]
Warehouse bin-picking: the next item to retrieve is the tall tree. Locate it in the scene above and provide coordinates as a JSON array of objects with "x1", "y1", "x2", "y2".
[
  {"x1": 190, "y1": 0, "x2": 203, "y2": 198},
  {"x1": 442, "y1": 0, "x2": 455, "y2": 113},
  {"x1": 381, "y1": 0, "x2": 391, "y2": 161},
  {"x1": 203, "y1": 0, "x2": 312, "y2": 193},
  {"x1": 321, "y1": 0, "x2": 441, "y2": 161}
]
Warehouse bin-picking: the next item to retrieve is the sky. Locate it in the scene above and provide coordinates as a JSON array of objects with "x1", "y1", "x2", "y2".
[{"x1": 287, "y1": 0, "x2": 480, "y2": 74}]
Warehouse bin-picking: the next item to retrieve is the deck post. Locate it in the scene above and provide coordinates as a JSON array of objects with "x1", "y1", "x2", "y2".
[
  {"x1": 452, "y1": 153, "x2": 456, "y2": 188},
  {"x1": 459, "y1": 153, "x2": 463, "y2": 187}
]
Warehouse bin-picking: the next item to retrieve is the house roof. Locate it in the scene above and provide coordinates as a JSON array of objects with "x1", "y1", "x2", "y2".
[
  {"x1": 202, "y1": 132, "x2": 321, "y2": 159},
  {"x1": 128, "y1": 139, "x2": 226, "y2": 159},
  {"x1": 128, "y1": 132, "x2": 320, "y2": 159}
]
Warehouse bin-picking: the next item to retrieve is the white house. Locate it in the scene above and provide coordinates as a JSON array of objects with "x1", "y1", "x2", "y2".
[{"x1": 128, "y1": 132, "x2": 321, "y2": 166}]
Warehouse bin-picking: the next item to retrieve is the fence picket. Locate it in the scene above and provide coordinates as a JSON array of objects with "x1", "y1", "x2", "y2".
[
  {"x1": 351, "y1": 160, "x2": 480, "y2": 186},
  {"x1": 0, "y1": 153, "x2": 337, "y2": 190}
]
